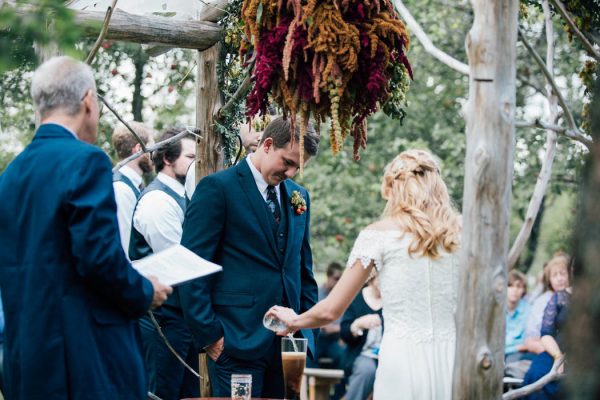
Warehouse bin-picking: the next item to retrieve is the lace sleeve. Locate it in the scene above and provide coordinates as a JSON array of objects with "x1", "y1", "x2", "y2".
[
  {"x1": 540, "y1": 292, "x2": 560, "y2": 337},
  {"x1": 346, "y1": 230, "x2": 385, "y2": 271}
]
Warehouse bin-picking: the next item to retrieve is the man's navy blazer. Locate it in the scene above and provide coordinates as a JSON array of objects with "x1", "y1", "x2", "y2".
[
  {"x1": 0, "y1": 124, "x2": 154, "y2": 399},
  {"x1": 179, "y1": 159, "x2": 319, "y2": 360}
]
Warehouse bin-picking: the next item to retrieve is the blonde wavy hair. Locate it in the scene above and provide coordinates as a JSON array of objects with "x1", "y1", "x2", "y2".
[{"x1": 381, "y1": 149, "x2": 461, "y2": 258}]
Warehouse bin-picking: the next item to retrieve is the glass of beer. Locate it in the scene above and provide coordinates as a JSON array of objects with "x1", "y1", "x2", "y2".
[{"x1": 281, "y1": 337, "x2": 307, "y2": 400}]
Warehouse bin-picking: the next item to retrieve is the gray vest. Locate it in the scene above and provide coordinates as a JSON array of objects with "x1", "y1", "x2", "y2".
[
  {"x1": 128, "y1": 178, "x2": 186, "y2": 261},
  {"x1": 113, "y1": 170, "x2": 141, "y2": 198}
]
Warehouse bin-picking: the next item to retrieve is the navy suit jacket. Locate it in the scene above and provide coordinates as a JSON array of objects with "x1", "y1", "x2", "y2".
[
  {"x1": 0, "y1": 124, "x2": 154, "y2": 399},
  {"x1": 179, "y1": 159, "x2": 318, "y2": 360}
]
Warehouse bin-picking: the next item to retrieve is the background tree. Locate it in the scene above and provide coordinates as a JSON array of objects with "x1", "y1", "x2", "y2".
[{"x1": 564, "y1": 61, "x2": 600, "y2": 400}]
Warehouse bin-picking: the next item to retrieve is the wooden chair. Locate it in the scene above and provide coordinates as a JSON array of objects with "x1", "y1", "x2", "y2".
[{"x1": 303, "y1": 367, "x2": 345, "y2": 400}]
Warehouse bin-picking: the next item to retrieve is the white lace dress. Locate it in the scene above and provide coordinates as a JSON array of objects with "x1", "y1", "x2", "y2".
[{"x1": 347, "y1": 230, "x2": 459, "y2": 400}]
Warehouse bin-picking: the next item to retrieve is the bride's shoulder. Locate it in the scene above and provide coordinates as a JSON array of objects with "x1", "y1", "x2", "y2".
[{"x1": 362, "y1": 218, "x2": 403, "y2": 234}]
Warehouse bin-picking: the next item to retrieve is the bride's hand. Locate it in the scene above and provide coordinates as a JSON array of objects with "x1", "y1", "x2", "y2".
[{"x1": 266, "y1": 305, "x2": 299, "y2": 336}]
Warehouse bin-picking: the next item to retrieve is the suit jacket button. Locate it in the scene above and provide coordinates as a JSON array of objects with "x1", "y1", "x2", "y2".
[{"x1": 279, "y1": 233, "x2": 284, "y2": 237}]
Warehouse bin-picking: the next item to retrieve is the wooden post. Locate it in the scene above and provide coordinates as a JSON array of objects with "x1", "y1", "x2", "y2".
[
  {"x1": 195, "y1": 44, "x2": 224, "y2": 182},
  {"x1": 194, "y1": 42, "x2": 223, "y2": 397},
  {"x1": 452, "y1": 1, "x2": 518, "y2": 399}
]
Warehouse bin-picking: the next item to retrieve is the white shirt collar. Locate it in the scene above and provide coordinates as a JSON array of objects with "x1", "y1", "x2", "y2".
[
  {"x1": 157, "y1": 172, "x2": 186, "y2": 197},
  {"x1": 246, "y1": 155, "x2": 280, "y2": 201},
  {"x1": 119, "y1": 165, "x2": 143, "y2": 189}
]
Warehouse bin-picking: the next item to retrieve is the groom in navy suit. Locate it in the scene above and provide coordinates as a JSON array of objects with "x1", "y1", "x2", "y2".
[
  {"x1": 0, "y1": 56, "x2": 172, "y2": 399},
  {"x1": 179, "y1": 117, "x2": 320, "y2": 398}
]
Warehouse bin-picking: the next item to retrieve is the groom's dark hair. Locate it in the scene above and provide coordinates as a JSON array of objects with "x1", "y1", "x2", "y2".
[{"x1": 260, "y1": 116, "x2": 320, "y2": 156}]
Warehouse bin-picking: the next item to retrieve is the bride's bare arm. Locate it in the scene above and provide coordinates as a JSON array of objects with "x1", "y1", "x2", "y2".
[{"x1": 268, "y1": 259, "x2": 374, "y2": 334}]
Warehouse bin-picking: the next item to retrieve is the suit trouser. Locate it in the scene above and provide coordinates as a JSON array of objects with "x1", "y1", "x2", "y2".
[
  {"x1": 140, "y1": 306, "x2": 200, "y2": 400},
  {"x1": 345, "y1": 355, "x2": 377, "y2": 400},
  {"x1": 207, "y1": 336, "x2": 285, "y2": 398}
]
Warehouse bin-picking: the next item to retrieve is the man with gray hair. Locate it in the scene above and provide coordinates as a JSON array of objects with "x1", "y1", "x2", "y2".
[{"x1": 0, "y1": 56, "x2": 172, "y2": 399}]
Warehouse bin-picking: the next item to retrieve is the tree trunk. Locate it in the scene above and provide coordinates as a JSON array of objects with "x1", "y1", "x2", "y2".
[
  {"x1": 563, "y1": 63, "x2": 600, "y2": 400},
  {"x1": 452, "y1": 1, "x2": 519, "y2": 399},
  {"x1": 132, "y1": 45, "x2": 148, "y2": 121},
  {"x1": 195, "y1": 44, "x2": 224, "y2": 182}
]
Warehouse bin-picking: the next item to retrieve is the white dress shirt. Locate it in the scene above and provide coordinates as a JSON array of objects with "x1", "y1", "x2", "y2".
[
  {"x1": 184, "y1": 163, "x2": 196, "y2": 200},
  {"x1": 113, "y1": 165, "x2": 143, "y2": 257},
  {"x1": 132, "y1": 172, "x2": 186, "y2": 253},
  {"x1": 246, "y1": 155, "x2": 281, "y2": 205}
]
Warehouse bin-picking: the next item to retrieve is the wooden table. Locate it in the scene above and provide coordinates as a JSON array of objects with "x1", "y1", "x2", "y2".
[{"x1": 182, "y1": 367, "x2": 344, "y2": 400}]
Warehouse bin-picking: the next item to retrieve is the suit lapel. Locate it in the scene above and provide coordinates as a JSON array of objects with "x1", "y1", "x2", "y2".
[{"x1": 236, "y1": 160, "x2": 279, "y2": 261}]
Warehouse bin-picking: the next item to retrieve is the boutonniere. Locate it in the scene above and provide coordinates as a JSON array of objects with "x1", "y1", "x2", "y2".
[{"x1": 291, "y1": 191, "x2": 307, "y2": 215}]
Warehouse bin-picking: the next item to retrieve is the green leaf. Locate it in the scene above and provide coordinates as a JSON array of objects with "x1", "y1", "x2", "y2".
[
  {"x1": 152, "y1": 12, "x2": 177, "y2": 17},
  {"x1": 307, "y1": 16, "x2": 313, "y2": 26}
]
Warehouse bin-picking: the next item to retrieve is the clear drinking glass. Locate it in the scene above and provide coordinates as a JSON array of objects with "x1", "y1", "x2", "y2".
[
  {"x1": 263, "y1": 310, "x2": 288, "y2": 332},
  {"x1": 281, "y1": 337, "x2": 307, "y2": 400},
  {"x1": 231, "y1": 374, "x2": 252, "y2": 400}
]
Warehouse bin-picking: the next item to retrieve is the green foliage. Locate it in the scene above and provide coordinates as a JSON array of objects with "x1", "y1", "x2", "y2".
[
  {"x1": 0, "y1": 0, "x2": 82, "y2": 73},
  {"x1": 216, "y1": 0, "x2": 247, "y2": 162},
  {"x1": 303, "y1": 0, "x2": 590, "y2": 270}
]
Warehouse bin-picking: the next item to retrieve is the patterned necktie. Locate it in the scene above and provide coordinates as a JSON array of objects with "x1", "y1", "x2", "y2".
[{"x1": 266, "y1": 185, "x2": 281, "y2": 224}]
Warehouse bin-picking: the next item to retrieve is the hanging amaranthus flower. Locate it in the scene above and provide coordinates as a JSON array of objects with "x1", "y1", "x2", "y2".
[{"x1": 240, "y1": 0, "x2": 413, "y2": 161}]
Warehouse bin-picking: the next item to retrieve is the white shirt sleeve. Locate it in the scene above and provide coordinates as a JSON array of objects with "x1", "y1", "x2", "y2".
[
  {"x1": 113, "y1": 181, "x2": 137, "y2": 257},
  {"x1": 132, "y1": 191, "x2": 185, "y2": 253}
]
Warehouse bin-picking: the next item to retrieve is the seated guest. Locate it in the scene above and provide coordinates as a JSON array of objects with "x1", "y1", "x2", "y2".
[
  {"x1": 310, "y1": 263, "x2": 345, "y2": 365},
  {"x1": 505, "y1": 270, "x2": 530, "y2": 363},
  {"x1": 523, "y1": 253, "x2": 570, "y2": 354},
  {"x1": 523, "y1": 287, "x2": 571, "y2": 400},
  {"x1": 340, "y1": 275, "x2": 383, "y2": 400}
]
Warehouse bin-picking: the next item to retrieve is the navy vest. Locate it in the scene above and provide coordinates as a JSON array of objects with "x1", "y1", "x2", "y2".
[
  {"x1": 128, "y1": 178, "x2": 187, "y2": 261},
  {"x1": 113, "y1": 170, "x2": 141, "y2": 198}
]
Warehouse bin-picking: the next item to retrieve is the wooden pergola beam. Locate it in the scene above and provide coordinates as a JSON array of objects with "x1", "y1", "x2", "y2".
[
  {"x1": 11, "y1": 5, "x2": 223, "y2": 50},
  {"x1": 75, "y1": 9, "x2": 222, "y2": 50}
]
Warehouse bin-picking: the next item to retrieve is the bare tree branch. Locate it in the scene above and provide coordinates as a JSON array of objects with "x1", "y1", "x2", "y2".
[
  {"x1": 198, "y1": 0, "x2": 230, "y2": 22},
  {"x1": 85, "y1": 0, "x2": 118, "y2": 65},
  {"x1": 392, "y1": 0, "x2": 469, "y2": 75},
  {"x1": 509, "y1": 2, "x2": 559, "y2": 270},
  {"x1": 215, "y1": 73, "x2": 252, "y2": 121},
  {"x1": 516, "y1": 119, "x2": 593, "y2": 148},
  {"x1": 98, "y1": 94, "x2": 148, "y2": 152},
  {"x1": 548, "y1": 0, "x2": 600, "y2": 61},
  {"x1": 112, "y1": 128, "x2": 201, "y2": 173},
  {"x1": 518, "y1": 28, "x2": 590, "y2": 146},
  {"x1": 503, "y1": 355, "x2": 565, "y2": 400},
  {"x1": 517, "y1": 76, "x2": 545, "y2": 96}
]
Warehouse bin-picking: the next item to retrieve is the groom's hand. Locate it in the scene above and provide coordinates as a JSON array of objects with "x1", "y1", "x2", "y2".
[{"x1": 206, "y1": 337, "x2": 224, "y2": 361}]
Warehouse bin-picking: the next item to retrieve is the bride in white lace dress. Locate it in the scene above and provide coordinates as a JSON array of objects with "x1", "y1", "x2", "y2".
[{"x1": 267, "y1": 149, "x2": 461, "y2": 400}]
